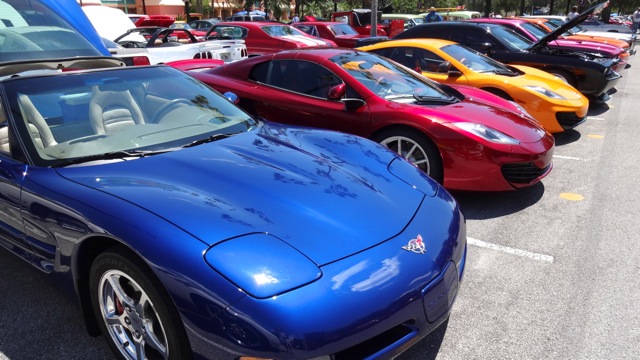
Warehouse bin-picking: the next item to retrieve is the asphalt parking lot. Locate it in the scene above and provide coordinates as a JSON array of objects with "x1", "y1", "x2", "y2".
[{"x1": 1, "y1": 53, "x2": 639, "y2": 359}]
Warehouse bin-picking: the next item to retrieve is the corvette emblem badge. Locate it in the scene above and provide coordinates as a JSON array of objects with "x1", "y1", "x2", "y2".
[{"x1": 402, "y1": 234, "x2": 426, "y2": 254}]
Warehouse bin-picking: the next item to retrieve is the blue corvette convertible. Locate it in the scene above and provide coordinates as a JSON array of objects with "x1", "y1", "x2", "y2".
[{"x1": 0, "y1": 0, "x2": 467, "y2": 359}]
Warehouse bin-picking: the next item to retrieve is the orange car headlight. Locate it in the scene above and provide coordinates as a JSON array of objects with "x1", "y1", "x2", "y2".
[{"x1": 523, "y1": 85, "x2": 567, "y2": 100}]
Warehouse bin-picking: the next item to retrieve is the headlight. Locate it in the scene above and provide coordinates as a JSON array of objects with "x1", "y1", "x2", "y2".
[
  {"x1": 451, "y1": 122, "x2": 520, "y2": 145},
  {"x1": 523, "y1": 85, "x2": 567, "y2": 100},
  {"x1": 205, "y1": 234, "x2": 322, "y2": 298}
]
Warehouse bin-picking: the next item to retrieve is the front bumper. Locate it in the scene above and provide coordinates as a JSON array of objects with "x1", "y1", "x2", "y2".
[{"x1": 185, "y1": 191, "x2": 467, "y2": 359}]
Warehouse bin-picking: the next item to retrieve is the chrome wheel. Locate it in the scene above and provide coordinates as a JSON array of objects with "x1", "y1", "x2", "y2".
[
  {"x1": 98, "y1": 269, "x2": 169, "y2": 360},
  {"x1": 373, "y1": 128, "x2": 443, "y2": 183},
  {"x1": 90, "y1": 249, "x2": 191, "y2": 360},
  {"x1": 381, "y1": 135, "x2": 432, "y2": 173}
]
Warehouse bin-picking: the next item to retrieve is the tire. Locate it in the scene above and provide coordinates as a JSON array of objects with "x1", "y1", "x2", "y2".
[
  {"x1": 89, "y1": 249, "x2": 192, "y2": 360},
  {"x1": 546, "y1": 69, "x2": 576, "y2": 87},
  {"x1": 373, "y1": 128, "x2": 444, "y2": 183}
]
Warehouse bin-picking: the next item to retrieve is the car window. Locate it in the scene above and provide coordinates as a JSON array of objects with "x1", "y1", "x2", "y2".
[
  {"x1": 491, "y1": 26, "x2": 532, "y2": 50},
  {"x1": 251, "y1": 60, "x2": 344, "y2": 99},
  {"x1": 261, "y1": 25, "x2": 305, "y2": 37},
  {"x1": 328, "y1": 24, "x2": 358, "y2": 36},
  {"x1": 330, "y1": 51, "x2": 453, "y2": 100},
  {"x1": 395, "y1": 47, "x2": 447, "y2": 73},
  {"x1": 520, "y1": 22, "x2": 549, "y2": 40},
  {"x1": 441, "y1": 43, "x2": 514, "y2": 73},
  {"x1": 208, "y1": 25, "x2": 247, "y2": 39},
  {"x1": 294, "y1": 25, "x2": 317, "y2": 36},
  {"x1": 3, "y1": 66, "x2": 256, "y2": 167},
  {"x1": 0, "y1": 0, "x2": 103, "y2": 62}
]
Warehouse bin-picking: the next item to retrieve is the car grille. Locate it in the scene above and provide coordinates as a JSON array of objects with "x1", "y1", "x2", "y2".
[
  {"x1": 501, "y1": 163, "x2": 551, "y2": 184},
  {"x1": 556, "y1": 112, "x2": 587, "y2": 129},
  {"x1": 334, "y1": 322, "x2": 416, "y2": 360}
]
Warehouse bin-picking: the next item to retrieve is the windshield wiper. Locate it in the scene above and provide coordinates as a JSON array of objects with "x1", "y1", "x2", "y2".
[
  {"x1": 53, "y1": 150, "x2": 165, "y2": 168},
  {"x1": 182, "y1": 133, "x2": 235, "y2": 148},
  {"x1": 413, "y1": 94, "x2": 458, "y2": 104}
]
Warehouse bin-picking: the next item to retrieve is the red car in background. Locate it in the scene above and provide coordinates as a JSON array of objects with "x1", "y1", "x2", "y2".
[
  {"x1": 293, "y1": 21, "x2": 388, "y2": 48},
  {"x1": 176, "y1": 49, "x2": 555, "y2": 192},
  {"x1": 204, "y1": 22, "x2": 336, "y2": 56}
]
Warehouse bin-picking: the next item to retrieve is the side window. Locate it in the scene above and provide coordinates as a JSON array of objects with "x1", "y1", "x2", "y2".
[
  {"x1": 0, "y1": 121, "x2": 9, "y2": 154},
  {"x1": 248, "y1": 61, "x2": 270, "y2": 82},
  {"x1": 413, "y1": 48, "x2": 447, "y2": 73},
  {"x1": 263, "y1": 60, "x2": 343, "y2": 98},
  {"x1": 388, "y1": 47, "x2": 419, "y2": 69}
]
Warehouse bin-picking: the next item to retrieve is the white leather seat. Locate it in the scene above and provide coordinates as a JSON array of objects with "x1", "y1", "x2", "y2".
[
  {"x1": 89, "y1": 86, "x2": 145, "y2": 134},
  {"x1": 17, "y1": 93, "x2": 57, "y2": 149}
]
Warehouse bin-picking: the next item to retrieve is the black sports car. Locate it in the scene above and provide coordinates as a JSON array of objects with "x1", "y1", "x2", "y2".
[{"x1": 393, "y1": 2, "x2": 621, "y2": 101}]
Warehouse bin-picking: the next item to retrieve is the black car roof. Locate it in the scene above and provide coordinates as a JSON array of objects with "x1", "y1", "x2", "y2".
[{"x1": 393, "y1": 21, "x2": 499, "y2": 39}]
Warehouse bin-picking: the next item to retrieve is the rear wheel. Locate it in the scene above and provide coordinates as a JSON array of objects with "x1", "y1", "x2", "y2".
[
  {"x1": 373, "y1": 128, "x2": 444, "y2": 183},
  {"x1": 89, "y1": 249, "x2": 192, "y2": 360}
]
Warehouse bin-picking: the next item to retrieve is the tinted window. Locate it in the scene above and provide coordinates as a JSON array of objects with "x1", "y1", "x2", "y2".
[
  {"x1": 251, "y1": 60, "x2": 343, "y2": 98},
  {"x1": 0, "y1": 0, "x2": 103, "y2": 62}
]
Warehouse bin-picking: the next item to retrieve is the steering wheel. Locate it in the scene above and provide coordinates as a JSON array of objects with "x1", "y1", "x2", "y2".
[
  {"x1": 152, "y1": 99, "x2": 192, "y2": 123},
  {"x1": 120, "y1": 41, "x2": 142, "y2": 48}
]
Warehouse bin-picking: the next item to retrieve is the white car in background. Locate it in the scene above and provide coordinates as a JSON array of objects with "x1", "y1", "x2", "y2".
[{"x1": 82, "y1": 6, "x2": 247, "y2": 64}]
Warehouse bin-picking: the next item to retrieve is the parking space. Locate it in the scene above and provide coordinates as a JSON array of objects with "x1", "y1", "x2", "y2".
[{"x1": 399, "y1": 53, "x2": 640, "y2": 359}]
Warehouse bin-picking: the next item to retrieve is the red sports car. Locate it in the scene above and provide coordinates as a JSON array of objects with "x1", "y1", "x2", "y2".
[
  {"x1": 204, "y1": 21, "x2": 336, "y2": 56},
  {"x1": 292, "y1": 21, "x2": 388, "y2": 48},
  {"x1": 183, "y1": 49, "x2": 554, "y2": 191}
]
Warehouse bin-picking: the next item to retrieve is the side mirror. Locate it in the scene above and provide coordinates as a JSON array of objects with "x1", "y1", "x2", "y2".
[
  {"x1": 328, "y1": 83, "x2": 347, "y2": 100},
  {"x1": 223, "y1": 91, "x2": 240, "y2": 104},
  {"x1": 328, "y1": 84, "x2": 365, "y2": 110},
  {"x1": 437, "y1": 61, "x2": 451, "y2": 73},
  {"x1": 479, "y1": 43, "x2": 495, "y2": 56}
]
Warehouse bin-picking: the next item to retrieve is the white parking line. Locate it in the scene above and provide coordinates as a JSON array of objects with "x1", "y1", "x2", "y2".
[
  {"x1": 587, "y1": 117, "x2": 606, "y2": 121},
  {"x1": 553, "y1": 155, "x2": 590, "y2": 161},
  {"x1": 467, "y1": 237, "x2": 554, "y2": 263}
]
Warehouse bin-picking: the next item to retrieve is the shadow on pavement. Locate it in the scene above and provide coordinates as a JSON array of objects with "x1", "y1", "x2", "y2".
[
  {"x1": 450, "y1": 182, "x2": 545, "y2": 220},
  {"x1": 396, "y1": 317, "x2": 450, "y2": 360}
]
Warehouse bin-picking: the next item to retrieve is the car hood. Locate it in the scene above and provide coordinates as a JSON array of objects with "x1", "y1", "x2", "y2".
[
  {"x1": 549, "y1": 39, "x2": 622, "y2": 55},
  {"x1": 57, "y1": 123, "x2": 435, "y2": 265},
  {"x1": 530, "y1": 1, "x2": 608, "y2": 51},
  {"x1": 421, "y1": 85, "x2": 546, "y2": 143}
]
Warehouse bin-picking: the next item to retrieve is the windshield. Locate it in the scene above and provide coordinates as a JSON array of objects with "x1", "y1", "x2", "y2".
[
  {"x1": 0, "y1": 0, "x2": 103, "y2": 62},
  {"x1": 331, "y1": 52, "x2": 455, "y2": 101},
  {"x1": 520, "y1": 22, "x2": 550, "y2": 40},
  {"x1": 441, "y1": 44, "x2": 515, "y2": 73},
  {"x1": 4, "y1": 66, "x2": 256, "y2": 167},
  {"x1": 492, "y1": 26, "x2": 533, "y2": 50},
  {"x1": 328, "y1": 24, "x2": 358, "y2": 36}
]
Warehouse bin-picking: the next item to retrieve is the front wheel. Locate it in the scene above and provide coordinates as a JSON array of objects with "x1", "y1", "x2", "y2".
[
  {"x1": 89, "y1": 249, "x2": 191, "y2": 360},
  {"x1": 373, "y1": 128, "x2": 444, "y2": 183}
]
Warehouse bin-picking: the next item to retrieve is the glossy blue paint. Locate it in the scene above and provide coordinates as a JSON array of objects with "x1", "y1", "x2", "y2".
[
  {"x1": 60, "y1": 124, "x2": 430, "y2": 265},
  {"x1": 1, "y1": 63, "x2": 466, "y2": 359}
]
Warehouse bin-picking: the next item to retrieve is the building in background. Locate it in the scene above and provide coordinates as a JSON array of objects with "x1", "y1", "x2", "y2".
[{"x1": 77, "y1": 0, "x2": 242, "y2": 19}]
